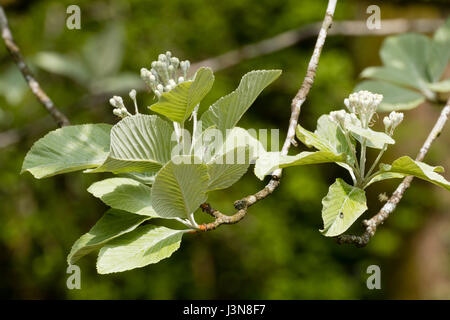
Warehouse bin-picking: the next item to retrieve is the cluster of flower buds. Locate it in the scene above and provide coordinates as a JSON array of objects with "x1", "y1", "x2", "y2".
[
  {"x1": 140, "y1": 51, "x2": 190, "y2": 98},
  {"x1": 329, "y1": 109, "x2": 360, "y2": 128},
  {"x1": 109, "y1": 89, "x2": 139, "y2": 118},
  {"x1": 344, "y1": 90, "x2": 383, "y2": 126},
  {"x1": 383, "y1": 111, "x2": 404, "y2": 134}
]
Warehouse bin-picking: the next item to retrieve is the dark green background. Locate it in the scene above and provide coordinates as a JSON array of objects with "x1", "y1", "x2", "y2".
[{"x1": 0, "y1": 0, "x2": 449, "y2": 299}]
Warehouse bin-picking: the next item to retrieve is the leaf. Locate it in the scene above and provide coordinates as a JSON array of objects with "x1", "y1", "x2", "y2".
[
  {"x1": 89, "y1": 115, "x2": 175, "y2": 174},
  {"x1": 355, "y1": 80, "x2": 425, "y2": 111},
  {"x1": 321, "y1": 178, "x2": 368, "y2": 237},
  {"x1": 88, "y1": 178, "x2": 157, "y2": 216},
  {"x1": 22, "y1": 124, "x2": 111, "y2": 179},
  {"x1": 151, "y1": 156, "x2": 209, "y2": 219},
  {"x1": 254, "y1": 151, "x2": 345, "y2": 180},
  {"x1": 121, "y1": 172, "x2": 156, "y2": 185},
  {"x1": 296, "y1": 115, "x2": 356, "y2": 178},
  {"x1": 360, "y1": 66, "x2": 423, "y2": 92},
  {"x1": 82, "y1": 23, "x2": 124, "y2": 77},
  {"x1": 297, "y1": 115, "x2": 354, "y2": 164},
  {"x1": 67, "y1": 209, "x2": 149, "y2": 265},
  {"x1": 428, "y1": 19, "x2": 450, "y2": 83},
  {"x1": 194, "y1": 126, "x2": 265, "y2": 162},
  {"x1": 33, "y1": 52, "x2": 89, "y2": 83},
  {"x1": 201, "y1": 70, "x2": 281, "y2": 132},
  {"x1": 365, "y1": 172, "x2": 406, "y2": 188},
  {"x1": 346, "y1": 123, "x2": 395, "y2": 149},
  {"x1": 149, "y1": 67, "x2": 214, "y2": 123},
  {"x1": 379, "y1": 156, "x2": 450, "y2": 191},
  {"x1": 206, "y1": 146, "x2": 250, "y2": 191},
  {"x1": 380, "y1": 33, "x2": 431, "y2": 85},
  {"x1": 194, "y1": 127, "x2": 264, "y2": 191},
  {"x1": 96, "y1": 225, "x2": 184, "y2": 274}
]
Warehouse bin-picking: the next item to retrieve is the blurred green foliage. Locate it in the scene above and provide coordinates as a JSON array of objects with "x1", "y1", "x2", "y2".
[{"x1": 0, "y1": 0, "x2": 449, "y2": 299}]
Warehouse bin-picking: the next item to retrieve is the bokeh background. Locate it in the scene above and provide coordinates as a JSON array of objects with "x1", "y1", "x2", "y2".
[{"x1": 0, "y1": 0, "x2": 449, "y2": 299}]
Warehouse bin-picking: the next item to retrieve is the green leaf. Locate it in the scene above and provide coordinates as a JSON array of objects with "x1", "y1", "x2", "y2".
[
  {"x1": 428, "y1": 19, "x2": 450, "y2": 83},
  {"x1": 380, "y1": 33, "x2": 431, "y2": 85},
  {"x1": 379, "y1": 156, "x2": 450, "y2": 191},
  {"x1": 226, "y1": 127, "x2": 265, "y2": 160},
  {"x1": 355, "y1": 80, "x2": 425, "y2": 111},
  {"x1": 83, "y1": 23, "x2": 124, "y2": 77},
  {"x1": 360, "y1": 66, "x2": 424, "y2": 92},
  {"x1": 33, "y1": 52, "x2": 89, "y2": 83},
  {"x1": 254, "y1": 151, "x2": 345, "y2": 180},
  {"x1": 321, "y1": 178, "x2": 368, "y2": 237},
  {"x1": 149, "y1": 67, "x2": 214, "y2": 123},
  {"x1": 365, "y1": 172, "x2": 406, "y2": 188},
  {"x1": 121, "y1": 172, "x2": 156, "y2": 185},
  {"x1": 346, "y1": 124, "x2": 395, "y2": 149},
  {"x1": 97, "y1": 225, "x2": 184, "y2": 274},
  {"x1": 194, "y1": 127, "x2": 264, "y2": 191},
  {"x1": 201, "y1": 70, "x2": 281, "y2": 132},
  {"x1": 151, "y1": 156, "x2": 209, "y2": 219},
  {"x1": 206, "y1": 146, "x2": 250, "y2": 191},
  {"x1": 297, "y1": 116, "x2": 354, "y2": 162},
  {"x1": 68, "y1": 209, "x2": 149, "y2": 265},
  {"x1": 296, "y1": 115, "x2": 356, "y2": 179},
  {"x1": 88, "y1": 178, "x2": 157, "y2": 216},
  {"x1": 89, "y1": 115, "x2": 175, "y2": 174},
  {"x1": 22, "y1": 124, "x2": 111, "y2": 179}
]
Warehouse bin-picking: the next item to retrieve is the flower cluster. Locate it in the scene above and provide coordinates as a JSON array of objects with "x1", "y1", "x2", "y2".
[
  {"x1": 344, "y1": 90, "x2": 383, "y2": 127},
  {"x1": 383, "y1": 111, "x2": 404, "y2": 134},
  {"x1": 109, "y1": 89, "x2": 139, "y2": 118},
  {"x1": 140, "y1": 51, "x2": 190, "y2": 98},
  {"x1": 329, "y1": 110, "x2": 360, "y2": 128},
  {"x1": 109, "y1": 51, "x2": 191, "y2": 118},
  {"x1": 329, "y1": 91, "x2": 404, "y2": 136}
]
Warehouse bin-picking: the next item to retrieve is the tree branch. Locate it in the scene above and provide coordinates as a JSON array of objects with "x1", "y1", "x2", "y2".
[
  {"x1": 196, "y1": 0, "x2": 338, "y2": 232},
  {"x1": 0, "y1": 5, "x2": 69, "y2": 127},
  {"x1": 338, "y1": 98, "x2": 450, "y2": 246},
  {"x1": 191, "y1": 18, "x2": 443, "y2": 72}
]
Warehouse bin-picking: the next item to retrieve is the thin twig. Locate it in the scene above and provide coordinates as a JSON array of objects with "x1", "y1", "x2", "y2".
[
  {"x1": 338, "y1": 98, "x2": 450, "y2": 246},
  {"x1": 0, "y1": 5, "x2": 69, "y2": 127},
  {"x1": 195, "y1": 0, "x2": 338, "y2": 232},
  {"x1": 191, "y1": 18, "x2": 443, "y2": 72}
]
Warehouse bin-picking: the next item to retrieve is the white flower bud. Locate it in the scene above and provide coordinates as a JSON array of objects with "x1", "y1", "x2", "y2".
[
  {"x1": 140, "y1": 67, "x2": 150, "y2": 78},
  {"x1": 178, "y1": 76, "x2": 184, "y2": 83},
  {"x1": 158, "y1": 54, "x2": 167, "y2": 62},
  {"x1": 383, "y1": 116, "x2": 392, "y2": 132},
  {"x1": 113, "y1": 108, "x2": 122, "y2": 117},
  {"x1": 157, "y1": 84, "x2": 164, "y2": 92},
  {"x1": 165, "y1": 51, "x2": 172, "y2": 58},
  {"x1": 113, "y1": 96, "x2": 124, "y2": 106},
  {"x1": 344, "y1": 98, "x2": 353, "y2": 112},
  {"x1": 329, "y1": 110, "x2": 347, "y2": 126},
  {"x1": 170, "y1": 57, "x2": 180, "y2": 67},
  {"x1": 109, "y1": 98, "x2": 116, "y2": 107},
  {"x1": 129, "y1": 89, "x2": 136, "y2": 100},
  {"x1": 389, "y1": 111, "x2": 404, "y2": 128}
]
